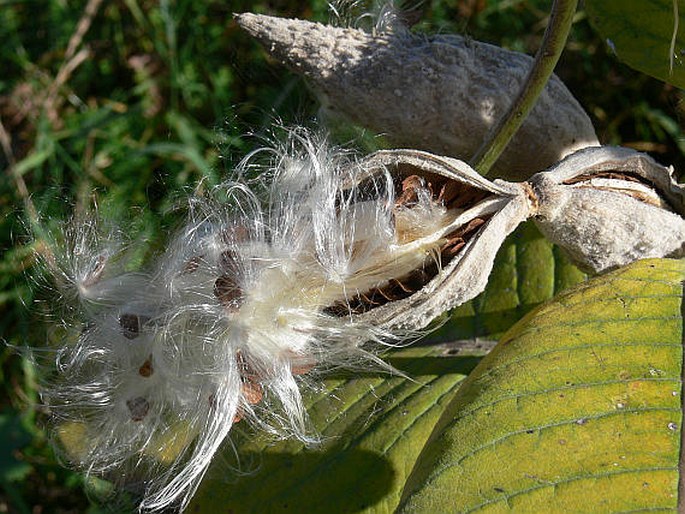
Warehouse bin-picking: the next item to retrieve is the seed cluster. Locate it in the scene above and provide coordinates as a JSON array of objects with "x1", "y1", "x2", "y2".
[{"x1": 42, "y1": 134, "x2": 527, "y2": 511}]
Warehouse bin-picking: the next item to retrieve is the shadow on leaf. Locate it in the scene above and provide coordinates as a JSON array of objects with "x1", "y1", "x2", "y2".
[{"x1": 192, "y1": 447, "x2": 394, "y2": 514}]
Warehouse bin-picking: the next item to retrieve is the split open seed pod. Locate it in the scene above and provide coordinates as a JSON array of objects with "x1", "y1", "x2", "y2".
[
  {"x1": 530, "y1": 146, "x2": 685, "y2": 273},
  {"x1": 333, "y1": 149, "x2": 534, "y2": 330}
]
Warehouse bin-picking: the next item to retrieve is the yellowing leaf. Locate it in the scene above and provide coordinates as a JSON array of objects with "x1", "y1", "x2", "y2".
[
  {"x1": 190, "y1": 345, "x2": 480, "y2": 513},
  {"x1": 143, "y1": 421, "x2": 196, "y2": 465},
  {"x1": 57, "y1": 421, "x2": 90, "y2": 462},
  {"x1": 398, "y1": 258, "x2": 684, "y2": 512}
]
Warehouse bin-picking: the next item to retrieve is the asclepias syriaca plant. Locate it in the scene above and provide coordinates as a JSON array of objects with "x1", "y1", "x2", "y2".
[
  {"x1": 27, "y1": 1, "x2": 685, "y2": 511},
  {"x1": 38, "y1": 123, "x2": 685, "y2": 511},
  {"x1": 40, "y1": 130, "x2": 529, "y2": 512},
  {"x1": 37, "y1": 124, "x2": 685, "y2": 512}
]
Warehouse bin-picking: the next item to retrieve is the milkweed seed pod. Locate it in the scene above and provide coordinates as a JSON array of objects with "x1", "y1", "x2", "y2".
[
  {"x1": 530, "y1": 146, "x2": 685, "y2": 273},
  {"x1": 39, "y1": 132, "x2": 531, "y2": 512},
  {"x1": 347, "y1": 149, "x2": 533, "y2": 330},
  {"x1": 235, "y1": 12, "x2": 599, "y2": 181}
]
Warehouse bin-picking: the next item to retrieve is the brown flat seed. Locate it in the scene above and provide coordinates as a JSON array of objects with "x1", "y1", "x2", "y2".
[
  {"x1": 442, "y1": 239, "x2": 466, "y2": 256},
  {"x1": 242, "y1": 381, "x2": 263, "y2": 405},
  {"x1": 450, "y1": 217, "x2": 486, "y2": 240},
  {"x1": 183, "y1": 255, "x2": 203, "y2": 274},
  {"x1": 396, "y1": 175, "x2": 425, "y2": 206},
  {"x1": 127, "y1": 397, "x2": 150, "y2": 421},
  {"x1": 377, "y1": 286, "x2": 401, "y2": 302},
  {"x1": 214, "y1": 275, "x2": 244, "y2": 311},
  {"x1": 438, "y1": 181, "x2": 462, "y2": 205},
  {"x1": 458, "y1": 218, "x2": 487, "y2": 239},
  {"x1": 82, "y1": 254, "x2": 107, "y2": 287},
  {"x1": 139, "y1": 356, "x2": 153, "y2": 377},
  {"x1": 119, "y1": 313, "x2": 141, "y2": 339},
  {"x1": 441, "y1": 217, "x2": 488, "y2": 257},
  {"x1": 236, "y1": 350, "x2": 261, "y2": 381},
  {"x1": 391, "y1": 278, "x2": 415, "y2": 294},
  {"x1": 360, "y1": 292, "x2": 381, "y2": 305}
]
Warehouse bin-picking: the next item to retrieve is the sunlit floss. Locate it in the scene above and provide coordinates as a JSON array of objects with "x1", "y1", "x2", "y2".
[{"x1": 37, "y1": 129, "x2": 523, "y2": 512}]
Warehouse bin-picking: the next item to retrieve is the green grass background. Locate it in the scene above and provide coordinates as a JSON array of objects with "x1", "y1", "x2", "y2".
[{"x1": 1, "y1": 1, "x2": 684, "y2": 512}]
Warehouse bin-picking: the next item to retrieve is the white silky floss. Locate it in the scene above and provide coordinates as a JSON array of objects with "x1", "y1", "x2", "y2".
[{"x1": 41, "y1": 130, "x2": 461, "y2": 512}]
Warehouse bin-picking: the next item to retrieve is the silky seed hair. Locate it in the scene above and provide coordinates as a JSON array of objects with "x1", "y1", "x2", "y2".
[
  {"x1": 37, "y1": 128, "x2": 455, "y2": 512},
  {"x1": 329, "y1": 0, "x2": 409, "y2": 34}
]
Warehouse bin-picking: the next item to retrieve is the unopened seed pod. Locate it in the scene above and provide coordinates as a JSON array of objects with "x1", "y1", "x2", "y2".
[
  {"x1": 530, "y1": 146, "x2": 685, "y2": 273},
  {"x1": 235, "y1": 13, "x2": 599, "y2": 180}
]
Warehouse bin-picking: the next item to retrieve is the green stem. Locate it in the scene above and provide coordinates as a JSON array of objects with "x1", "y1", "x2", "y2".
[{"x1": 470, "y1": 0, "x2": 579, "y2": 176}]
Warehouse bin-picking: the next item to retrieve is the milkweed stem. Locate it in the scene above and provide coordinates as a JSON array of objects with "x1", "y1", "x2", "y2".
[{"x1": 471, "y1": 0, "x2": 579, "y2": 177}]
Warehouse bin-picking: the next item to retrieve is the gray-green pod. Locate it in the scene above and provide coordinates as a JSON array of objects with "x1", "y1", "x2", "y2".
[
  {"x1": 530, "y1": 146, "x2": 685, "y2": 273},
  {"x1": 235, "y1": 12, "x2": 599, "y2": 181},
  {"x1": 345, "y1": 149, "x2": 533, "y2": 330}
]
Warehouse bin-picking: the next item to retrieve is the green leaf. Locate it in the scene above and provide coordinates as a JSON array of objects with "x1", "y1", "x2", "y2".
[
  {"x1": 432, "y1": 221, "x2": 586, "y2": 341},
  {"x1": 140, "y1": 142, "x2": 212, "y2": 179},
  {"x1": 398, "y1": 258, "x2": 685, "y2": 512},
  {"x1": 586, "y1": 0, "x2": 685, "y2": 88},
  {"x1": 12, "y1": 148, "x2": 53, "y2": 177},
  {"x1": 190, "y1": 345, "x2": 483, "y2": 513}
]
